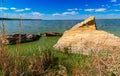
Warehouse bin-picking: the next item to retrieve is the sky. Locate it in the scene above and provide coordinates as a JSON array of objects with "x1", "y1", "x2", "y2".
[{"x1": 0, "y1": 0, "x2": 120, "y2": 19}]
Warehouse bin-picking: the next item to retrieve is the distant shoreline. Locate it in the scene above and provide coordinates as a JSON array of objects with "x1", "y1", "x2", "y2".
[
  {"x1": 0, "y1": 18, "x2": 120, "y2": 21},
  {"x1": 0, "y1": 18, "x2": 42, "y2": 20},
  {"x1": 40, "y1": 18, "x2": 120, "y2": 20}
]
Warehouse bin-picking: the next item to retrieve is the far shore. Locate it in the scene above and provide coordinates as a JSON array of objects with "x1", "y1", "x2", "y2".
[
  {"x1": 1, "y1": 18, "x2": 120, "y2": 21},
  {"x1": 0, "y1": 18, "x2": 42, "y2": 20}
]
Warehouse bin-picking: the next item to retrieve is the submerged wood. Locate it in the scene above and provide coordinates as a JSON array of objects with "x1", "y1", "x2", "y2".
[
  {"x1": 1, "y1": 34, "x2": 41, "y2": 44},
  {"x1": 44, "y1": 31, "x2": 62, "y2": 36}
]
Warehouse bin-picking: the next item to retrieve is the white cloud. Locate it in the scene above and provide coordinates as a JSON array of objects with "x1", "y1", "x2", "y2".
[
  {"x1": 84, "y1": 8, "x2": 106, "y2": 12},
  {"x1": 85, "y1": 9, "x2": 94, "y2": 12},
  {"x1": 67, "y1": 8, "x2": 81, "y2": 11},
  {"x1": 95, "y1": 8, "x2": 106, "y2": 12},
  {"x1": 101, "y1": 4, "x2": 110, "y2": 8},
  {"x1": 25, "y1": 8, "x2": 31, "y2": 10},
  {"x1": 15, "y1": 8, "x2": 31, "y2": 12},
  {"x1": 62, "y1": 11, "x2": 78, "y2": 15},
  {"x1": 31, "y1": 12, "x2": 43, "y2": 16},
  {"x1": 52, "y1": 13, "x2": 60, "y2": 16},
  {"x1": 110, "y1": 0, "x2": 117, "y2": 2},
  {"x1": 52, "y1": 11, "x2": 78, "y2": 16},
  {"x1": 15, "y1": 9, "x2": 25, "y2": 12},
  {"x1": 0, "y1": 7, "x2": 31, "y2": 12},
  {"x1": 0, "y1": 7, "x2": 8, "y2": 10},
  {"x1": 10, "y1": 7, "x2": 16, "y2": 10},
  {"x1": 5, "y1": 13, "x2": 41, "y2": 19}
]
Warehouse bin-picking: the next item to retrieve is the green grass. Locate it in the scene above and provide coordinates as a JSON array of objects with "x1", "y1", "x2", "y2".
[
  {"x1": 8, "y1": 36, "x2": 60, "y2": 56},
  {"x1": 51, "y1": 50, "x2": 92, "y2": 75},
  {"x1": 7, "y1": 36, "x2": 92, "y2": 75},
  {"x1": 1, "y1": 36, "x2": 118, "y2": 75}
]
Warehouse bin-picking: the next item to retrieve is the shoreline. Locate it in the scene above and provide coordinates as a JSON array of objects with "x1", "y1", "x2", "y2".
[{"x1": 0, "y1": 18, "x2": 42, "y2": 20}]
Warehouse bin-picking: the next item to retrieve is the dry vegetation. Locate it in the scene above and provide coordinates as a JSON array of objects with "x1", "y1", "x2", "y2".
[
  {"x1": 0, "y1": 20, "x2": 120, "y2": 76},
  {"x1": 0, "y1": 41, "x2": 54, "y2": 76},
  {"x1": 0, "y1": 36, "x2": 120, "y2": 76}
]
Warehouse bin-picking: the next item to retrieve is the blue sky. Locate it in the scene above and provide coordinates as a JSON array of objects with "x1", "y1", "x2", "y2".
[{"x1": 0, "y1": 0, "x2": 120, "y2": 19}]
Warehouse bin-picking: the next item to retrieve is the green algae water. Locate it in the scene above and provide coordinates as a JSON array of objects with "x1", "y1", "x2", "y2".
[{"x1": 0, "y1": 19, "x2": 120, "y2": 55}]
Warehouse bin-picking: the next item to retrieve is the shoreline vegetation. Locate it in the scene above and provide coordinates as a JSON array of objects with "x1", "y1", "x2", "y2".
[
  {"x1": 0, "y1": 16, "x2": 120, "y2": 76},
  {"x1": 0, "y1": 18, "x2": 42, "y2": 20}
]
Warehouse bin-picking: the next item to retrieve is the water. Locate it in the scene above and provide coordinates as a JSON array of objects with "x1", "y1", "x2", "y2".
[
  {"x1": 1, "y1": 19, "x2": 119, "y2": 52},
  {"x1": 96, "y1": 19, "x2": 120, "y2": 37},
  {"x1": 0, "y1": 19, "x2": 120, "y2": 37}
]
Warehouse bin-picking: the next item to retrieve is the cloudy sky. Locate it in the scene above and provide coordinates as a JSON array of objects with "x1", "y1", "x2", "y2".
[{"x1": 0, "y1": 0, "x2": 120, "y2": 19}]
